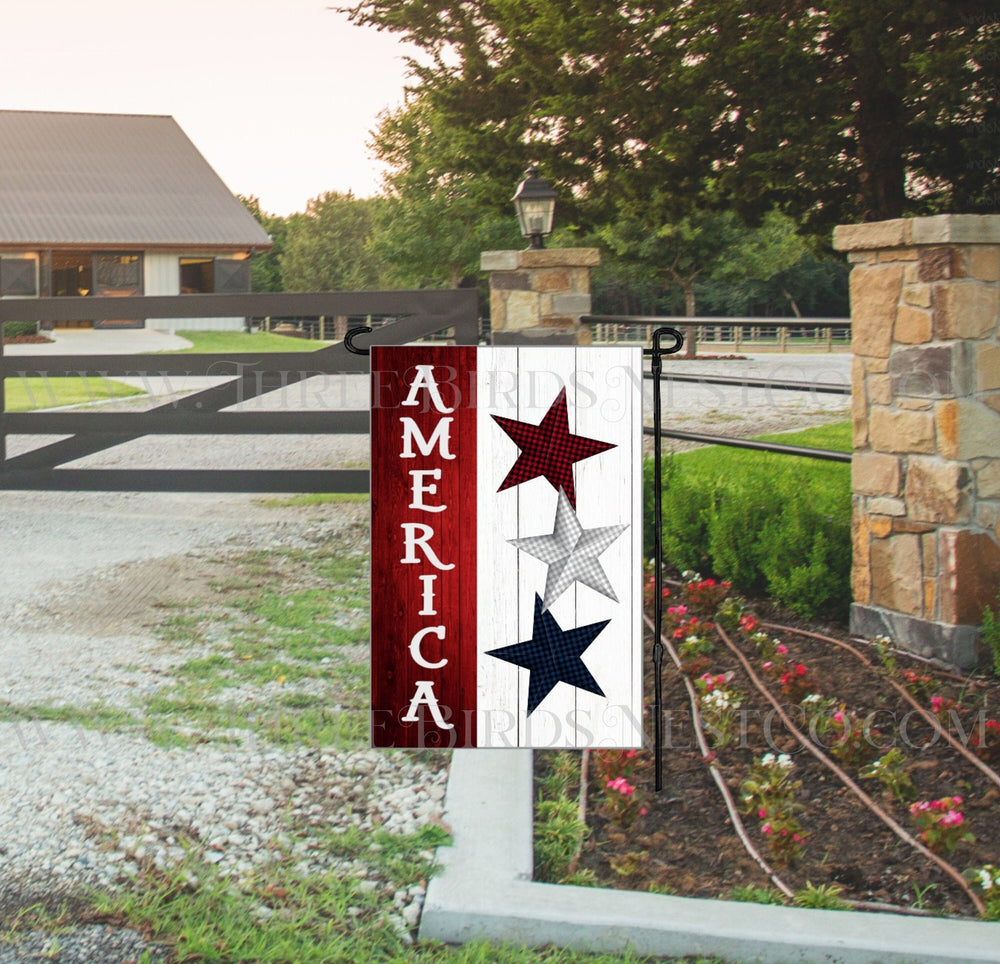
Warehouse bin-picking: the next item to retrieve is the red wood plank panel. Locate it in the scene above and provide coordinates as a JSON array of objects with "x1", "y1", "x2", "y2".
[{"x1": 370, "y1": 346, "x2": 477, "y2": 747}]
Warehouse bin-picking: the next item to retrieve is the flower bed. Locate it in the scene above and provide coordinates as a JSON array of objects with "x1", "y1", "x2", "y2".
[
  {"x1": 2, "y1": 334, "x2": 52, "y2": 345},
  {"x1": 536, "y1": 574, "x2": 1000, "y2": 920}
]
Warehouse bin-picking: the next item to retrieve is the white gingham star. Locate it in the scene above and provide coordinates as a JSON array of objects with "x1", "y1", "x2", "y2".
[{"x1": 509, "y1": 488, "x2": 628, "y2": 611}]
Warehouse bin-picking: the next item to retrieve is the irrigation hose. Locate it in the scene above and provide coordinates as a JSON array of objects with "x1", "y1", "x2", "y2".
[
  {"x1": 716, "y1": 623, "x2": 986, "y2": 916},
  {"x1": 763, "y1": 621, "x2": 1000, "y2": 795},
  {"x1": 643, "y1": 614, "x2": 796, "y2": 900}
]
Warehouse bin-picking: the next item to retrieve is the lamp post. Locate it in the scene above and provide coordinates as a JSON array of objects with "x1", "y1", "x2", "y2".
[{"x1": 512, "y1": 166, "x2": 557, "y2": 249}]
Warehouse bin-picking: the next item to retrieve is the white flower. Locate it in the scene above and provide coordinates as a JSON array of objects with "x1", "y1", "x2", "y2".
[
  {"x1": 776, "y1": 754, "x2": 794, "y2": 769},
  {"x1": 702, "y1": 689, "x2": 740, "y2": 712},
  {"x1": 685, "y1": 635, "x2": 701, "y2": 645},
  {"x1": 761, "y1": 752, "x2": 776, "y2": 767},
  {"x1": 802, "y1": 693, "x2": 821, "y2": 704}
]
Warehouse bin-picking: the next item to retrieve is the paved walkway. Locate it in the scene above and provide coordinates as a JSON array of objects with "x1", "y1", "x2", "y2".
[{"x1": 3, "y1": 328, "x2": 192, "y2": 355}]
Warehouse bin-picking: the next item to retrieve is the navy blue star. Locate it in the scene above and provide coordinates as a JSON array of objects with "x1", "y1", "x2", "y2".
[{"x1": 486, "y1": 594, "x2": 609, "y2": 715}]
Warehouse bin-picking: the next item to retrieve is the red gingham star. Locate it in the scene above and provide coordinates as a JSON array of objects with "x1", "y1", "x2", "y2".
[{"x1": 491, "y1": 387, "x2": 615, "y2": 507}]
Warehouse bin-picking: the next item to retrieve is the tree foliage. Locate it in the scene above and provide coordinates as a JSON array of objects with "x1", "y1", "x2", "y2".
[
  {"x1": 281, "y1": 192, "x2": 385, "y2": 291},
  {"x1": 238, "y1": 195, "x2": 287, "y2": 292},
  {"x1": 365, "y1": 92, "x2": 524, "y2": 288},
  {"x1": 341, "y1": 0, "x2": 1000, "y2": 234}
]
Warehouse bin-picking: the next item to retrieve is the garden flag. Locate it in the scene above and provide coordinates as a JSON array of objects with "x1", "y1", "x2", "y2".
[{"x1": 370, "y1": 345, "x2": 643, "y2": 748}]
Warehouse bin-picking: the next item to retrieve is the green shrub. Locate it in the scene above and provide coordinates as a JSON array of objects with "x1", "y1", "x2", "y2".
[
  {"x1": 981, "y1": 586, "x2": 1000, "y2": 677},
  {"x1": 2, "y1": 320, "x2": 38, "y2": 338},
  {"x1": 645, "y1": 424, "x2": 852, "y2": 620},
  {"x1": 706, "y1": 475, "x2": 785, "y2": 595},
  {"x1": 758, "y1": 480, "x2": 852, "y2": 618},
  {"x1": 535, "y1": 797, "x2": 589, "y2": 882},
  {"x1": 645, "y1": 457, "x2": 713, "y2": 575}
]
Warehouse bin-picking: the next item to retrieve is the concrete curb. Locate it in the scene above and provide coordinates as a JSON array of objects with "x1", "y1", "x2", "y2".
[{"x1": 419, "y1": 750, "x2": 1000, "y2": 964}]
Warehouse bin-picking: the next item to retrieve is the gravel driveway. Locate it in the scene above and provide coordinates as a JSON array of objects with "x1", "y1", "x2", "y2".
[
  {"x1": 0, "y1": 489, "x2": 446, "y2": 962},
  {"x1": 0, "y1": 349, "x2": 850, "y2": 961}
]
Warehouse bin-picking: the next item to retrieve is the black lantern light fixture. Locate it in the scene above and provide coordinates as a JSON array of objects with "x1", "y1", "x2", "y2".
[{"x1": 512, "y1": 166, "x2": 557, "y2": 249}]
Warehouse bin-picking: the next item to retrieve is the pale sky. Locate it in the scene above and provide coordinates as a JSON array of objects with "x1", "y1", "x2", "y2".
[{"x1": 2, "y1": 0, "x2": 414, "y2": 215}]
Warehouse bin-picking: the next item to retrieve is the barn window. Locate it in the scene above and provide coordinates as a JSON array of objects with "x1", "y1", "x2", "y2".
[
  {"x1": 94, "y1": 253, "x2": 141, "y2": 294},
  {"x1": 180, "y1": 257, "x2": 214, "y2": 293},
  {"x1": 213, "y1": 258, "x2": 250, "y2": 293},
  {"x1": 51, "y1": 252, "x2": 92, "y2": 297},
  {"x1": 180, "y1": 257, "x2": 250, "y2": 294},
  {"x1": 0, "y1": 256, "x2": 39, "y2": 297}
]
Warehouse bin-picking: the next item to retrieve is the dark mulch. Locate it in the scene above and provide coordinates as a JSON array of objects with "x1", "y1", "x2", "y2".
[{"x1": 541, "y1": 591, "x2": 1000, "y2": 919}]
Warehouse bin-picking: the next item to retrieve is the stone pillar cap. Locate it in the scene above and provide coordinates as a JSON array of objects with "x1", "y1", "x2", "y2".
[
  {"x1": 481, "y1": 248, "x2": 600, "y2": 271},
  {"x1": 833, "y1": 214, "x2": 1000, "y2": 252}
]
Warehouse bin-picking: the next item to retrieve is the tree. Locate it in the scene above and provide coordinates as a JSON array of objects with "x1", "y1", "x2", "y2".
[
  {"x1": 598, "y1": 205, "x2": 808, "y2": 355},
  {"x1": 340, "y1": 0, "x2": 1000, "y2": 234},
  {"x1": 365, "y1": 96, "x2": 524, "y2": 289},
  {"x1": 281, "y1": 192, "x2": 385, "y2": 291},
  {"x1": 238, "y1": 195, "x2": 287, "y2": 292}
]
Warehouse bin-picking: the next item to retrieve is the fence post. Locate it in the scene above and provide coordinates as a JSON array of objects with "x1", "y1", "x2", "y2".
[
  {"x1": 480, "y1": 248, "x2": 600, "y2": 344},
  {"x1": 834, "y1": 214, "x2": 1000, "y2": 669}
]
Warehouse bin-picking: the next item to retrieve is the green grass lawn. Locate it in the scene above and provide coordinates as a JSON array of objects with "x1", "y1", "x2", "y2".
[
  {"x1": 673, "y1": 420, "x2": 852, "y2": 473},
  {"x1": 3, "y1": 331, "x2": 328, "y2": 412},
  {"x1": 171, "y1": 330, "x2": 331, "y2": 353},
  {"x1": 4, "y1": 376, "x2": 144, "y2": 412}
]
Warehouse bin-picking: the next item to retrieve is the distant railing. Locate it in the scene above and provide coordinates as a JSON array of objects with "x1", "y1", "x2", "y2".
[{"x1": 584, "y1": 314, "x2": 851, "y2": 352}]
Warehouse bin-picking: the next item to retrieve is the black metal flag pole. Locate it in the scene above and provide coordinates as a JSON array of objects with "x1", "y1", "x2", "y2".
[{"x1": 644, "y1": 327, "x2": 684, "y2": 791}]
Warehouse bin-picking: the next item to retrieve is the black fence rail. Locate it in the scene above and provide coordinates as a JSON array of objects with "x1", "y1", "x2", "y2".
[
  {"x1": 0, "y1": 290, "x2": 478, "y2": 492},
  {"x1": 582, "y1": 315, "x2": 853, "y2": 464}
]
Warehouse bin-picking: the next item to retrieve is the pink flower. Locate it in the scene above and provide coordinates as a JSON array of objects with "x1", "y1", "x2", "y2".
[
  {"x1": 607, "y1": 776, "x2": 636, "y2": 796},
  {"x1": 953, "y1": 796, "x2": 963, "y2": 805},
  {"x1": 930, "y1": 695, "x2": 943, "y2": 712},
  {"x1": 758, "y1": 808, "x2": 768, "y2": 819},
  {"x1": 639, "y1": 807, "x2": 648, "y2": 817},
  {"x1": 776, "y1": 644, "x2": 789, "y2": 655},
  {"x1": 762, "y1": 823, "x2": 773, "y2": 835},
  {"x1": 941, "y1": 810, "x2": 963, "y2": 827},
  {"x1": 833, "y1": 711, "x2": 844, "y2": 724},
  {"x1": 763, "y1": 661, "x2": 774, "y2": 672}
]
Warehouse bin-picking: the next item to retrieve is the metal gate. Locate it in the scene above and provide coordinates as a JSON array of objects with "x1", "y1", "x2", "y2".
[{"x1": 0, "y1": 290, "x2": 478, "y2": 492}]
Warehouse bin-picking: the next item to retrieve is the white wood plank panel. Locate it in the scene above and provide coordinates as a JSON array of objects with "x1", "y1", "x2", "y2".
[
  {"x1": 572, "y1": 347, "x2": 643, "y2": 747},
  {"x1": 476, "y1": 347, "x2": 522, "y2": 746},
  {"x1": 515, "y1": 347, "x2": 578, "y2": 747}
]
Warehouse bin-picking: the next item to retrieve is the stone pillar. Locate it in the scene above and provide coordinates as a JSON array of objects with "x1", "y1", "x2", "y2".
[
  {"x1": 833, "y1": 215, "x2": 1000, "y2": 668},
  {"x1": 480, "y1": 248, "x2": 599, "y2": 344}
]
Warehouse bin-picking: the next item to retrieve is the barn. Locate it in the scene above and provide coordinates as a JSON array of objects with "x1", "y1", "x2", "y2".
[{"x1": 0, "y1": 109, "x2": 271, "y2": 331}]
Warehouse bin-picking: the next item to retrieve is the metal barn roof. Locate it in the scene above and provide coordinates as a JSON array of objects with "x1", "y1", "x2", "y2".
[{"x1": 0, "y1": 110, "x2": 271, "y2": 248}]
